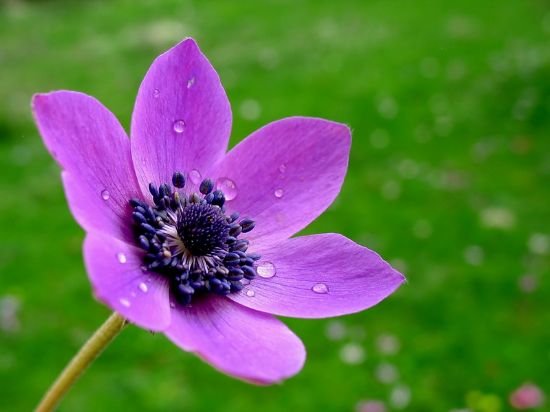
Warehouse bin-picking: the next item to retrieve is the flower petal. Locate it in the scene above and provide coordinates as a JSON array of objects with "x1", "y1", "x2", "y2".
[
  {"x1": 32, "y1": 91, "x2": 142, "y2": 243},
  {"x1": 164, "y1": 296, "x2": 305, "y2": 384},
  {"x1": 84, "y1": 232, "x2": 171, "y2": 331},
  {"x1": 210, "y1": 117, "x2": 350, "y2": 246},
  {"x1": 131, "y1": 38, "x2": 232, "y2": 193},
  {"x1": 228, "y1": 234, "x2": 405, "y2": 318}
]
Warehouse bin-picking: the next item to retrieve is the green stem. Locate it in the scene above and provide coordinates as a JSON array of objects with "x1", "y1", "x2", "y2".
[{"x1": 35, "y1": 312, "x2": 127, "y2": 412}]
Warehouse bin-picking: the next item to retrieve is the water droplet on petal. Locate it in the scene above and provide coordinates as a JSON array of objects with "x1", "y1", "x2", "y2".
[
  {"x1": 246, "y1": 289, "x2": 255, "y2": 297},
  {"x1": 138, "y1": 282, "x2": 148, "y2": 293},
  {"x1": 312, "y1": 283, "x2": 328, "y2": 294},
  {"x1": 130, "y1": 291, "x2": 137, "y2": 298},
  {"x1": 189, "y1": 169, "x2": 202, "y2": 185},
  {"x1": 173, "y1": 119, "x2": 185, "y2": 133},
  {"x1": 241, "y1": 278, "x2": 251, "y2": 286},
  {"x1": 187, "y1": 77, "x2": 195, "y2": 89},
  {"x1": 216, "y1": 177, "x2": 238, "y2": 200},
  {"x1": 101, "y1": 189, "x2": 110, "y2": 200},
  {"x1": 274, "y1": 188, "x2": 284, "y2": 198},
  {"x1": 256, "y1": 262, "x2": 276, "y2": 278},
  {"x1": 170, "y1": 302, "x2": 176, "y2": 308},
  {"x1": 278, "y1": 164, "x2": 287, "y2": 173},
  {"x1": 116, "y1": 252, "x2": 127, "y2": 264},
  {"x1": 153, "y1": 88, "x2": 160, "y2": 98},
  {"x1": 140, "y1": 266, "x2": 148, "y2": 273},
  {"x1": 119, "y1": 298, "x2": 131, "y2": 308}
]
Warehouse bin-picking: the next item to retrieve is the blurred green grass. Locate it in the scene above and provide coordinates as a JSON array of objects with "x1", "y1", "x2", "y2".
[{"x1": 1, "y1": 0, "x2": 549, "y2": 411}]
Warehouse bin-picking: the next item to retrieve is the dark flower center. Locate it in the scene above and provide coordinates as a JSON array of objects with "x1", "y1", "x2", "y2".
[
  {"x1": 176, "y1": 204, "x2": 229, "y2": 255},
  {"x1": 129, "y1": 172, "x2": 260, "y2": 305}
]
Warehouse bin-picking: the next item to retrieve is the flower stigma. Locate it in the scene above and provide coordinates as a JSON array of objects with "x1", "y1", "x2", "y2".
[{"x1": 129, "y1": 172, "x2": 260, "y2": 305}]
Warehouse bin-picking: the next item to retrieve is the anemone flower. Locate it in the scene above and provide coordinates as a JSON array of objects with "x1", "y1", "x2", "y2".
[{"x1": 32, "y1": 37, "x2": 404, "y2": 404}]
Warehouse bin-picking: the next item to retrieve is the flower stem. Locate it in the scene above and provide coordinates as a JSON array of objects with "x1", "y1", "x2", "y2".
[{"x1": 35, "y1": 312, "x2": 127, "y2": 412}]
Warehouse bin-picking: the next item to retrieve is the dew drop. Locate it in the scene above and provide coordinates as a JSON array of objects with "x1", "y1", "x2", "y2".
[
  {"x1": 246, "y1": 289, "x2": 255, "y2": 297},
  {"x1": 217, "y1": 177, "x2": 238, "y2": 200},
  {"x1": 140, "y1": 265, "x2": 148, "y2": 273},
  {"x1": 189, "y1": 169, "x2": 202, "y2": 185},
  {"x1": 116, "y1": 252, "x2": 127, "y2": 264},
  {"x1": 278, "y1": 164, "x2": 287, "y2": 173},
  {"x1": 241, "y1": 278, "x2": 251, "y2": 286},
  {"x1": 101, "y1": 189, "x2": 110, "y2": 200},
  {"x1": 274, "y1": 188, "x2": 284, "y2": 198},
  {"x1": 312, "y1": 283, "x2": 329, "y2": 294},
  {"x1": 173, "y1": 119, "x2": 186, "y2": 133},
  {"x1": 153, "y1": 88, "x2": 160, "y2": 98},
  {"x1": 119, "y1": 298, "x2": 131, "y2": 308},
  {"x1": 138, "y1": 282, "x2": 148, "y2": 293},
  {"x1": 187, "y1": 77, "x2": 195, "y2": 89},
  {"x1": 256, "y1": 262, "x2": 276, "y2": 278},
  {"x1": 170, "y1": 302, "x2": 176, "y2": 308}
]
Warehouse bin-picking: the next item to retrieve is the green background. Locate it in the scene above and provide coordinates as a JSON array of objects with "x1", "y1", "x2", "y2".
[{"x1": 1, "y1": 0, "x2": 549, "y2": 411}]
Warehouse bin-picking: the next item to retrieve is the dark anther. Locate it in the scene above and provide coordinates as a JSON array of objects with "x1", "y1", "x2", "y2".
[
  {"x1": 228, "y1": 223, "x2": 242, "y2": 237},
  {"x1": 242, "y1": 266, "x2": 256, "y2": 279},
  {"x1": 130, "y1": 198, "x2": 143, "y2": 208},
  {"x1": 140, "y1": 223, "x2": 157, "y2": 235},
  {"x1": 189, "y1": 193, "x2": 201, "y2": 204},
  {"x1": 240, "y1": 219, "x2": 255, "y2": 233},
  {"x1": 148, "y1": 183, "x2": 159, "y2": 200},
  {"x1": 211, "y1": 190, "x2": 225, "y2": 207},
  {"x1": 247, "y1": 253, "x2": 262, "y2": 261},
  {"x1": 172, "y1": 172, "x2": 186, "y2": 188},
  {"x1": 132, "y1": 212, "x2": 147, "y2": 224},
  {"x1": 230, "y1": 281, "x2": 244, "y2": 292},
  {"x1": 224, "y1": 252, "x2": 240, "y2": 265},
  {"x1": 159, "y1": 183, "x2": 171, "y2": 198},
  {"x1": 138, "y1": 235, "x2": 150, "y2": 250},
  {"x1": 199, "y1": 178, "x2": 214, "y2": 195},
  {"x1": 233, "y1": 239, "x2": 249, "y2": 252}
]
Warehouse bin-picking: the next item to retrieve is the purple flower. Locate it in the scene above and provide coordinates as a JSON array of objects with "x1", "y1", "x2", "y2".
[{"x1": 32, "y1": 38, "x2": 404, "y2": 384}]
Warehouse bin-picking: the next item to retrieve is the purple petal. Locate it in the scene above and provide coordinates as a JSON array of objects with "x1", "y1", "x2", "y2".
[
  {"x1": 32, "y1": 91, "x2": 142, "y2": 244},
  {"x1": 210, "y1": 117, "x2": 350, "y2": 246},
  {"x1": 131, "y1": 38, "x2": 232, "y2": 193},
  {"x1": 84, "y1": 232, "x2": 171, "y2": 331},
  {"x1": 228, "y1": 234, "x2": 405, "y2": 318},
  {"x1": 164, "y1": 296, "x2": 305, "y2": 384}
]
